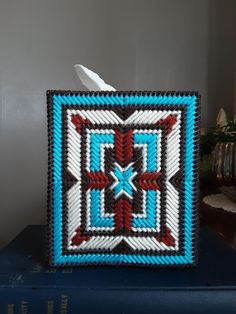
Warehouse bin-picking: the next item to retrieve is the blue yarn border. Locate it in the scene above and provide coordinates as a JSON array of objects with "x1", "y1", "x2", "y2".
[{"x1": 49, "y1": 92, "x2": 199, "y2": 266}]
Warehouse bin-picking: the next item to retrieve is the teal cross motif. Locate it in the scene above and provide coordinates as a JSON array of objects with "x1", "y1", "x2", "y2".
[{"x1": 110, "y1": 163, "x2": 137, "y2": 199}]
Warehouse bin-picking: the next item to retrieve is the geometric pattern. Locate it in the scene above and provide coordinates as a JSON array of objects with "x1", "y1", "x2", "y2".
[{"x1": 47, "y1": 91, "x2": 200, "y2": 267}]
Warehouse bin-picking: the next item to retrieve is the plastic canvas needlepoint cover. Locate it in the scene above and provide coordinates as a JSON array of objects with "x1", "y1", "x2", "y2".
[{"x1": 47, "y1": 90, "x2": 200, "y2": 267}]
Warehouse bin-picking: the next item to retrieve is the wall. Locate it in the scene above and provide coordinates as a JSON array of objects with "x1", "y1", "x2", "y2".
[
  {"x1": 207, "y1": 0, "x2": 236, "y2": 126},
  {"x1": 0, "y1": 0, "x2": 235, "y2": 246}
]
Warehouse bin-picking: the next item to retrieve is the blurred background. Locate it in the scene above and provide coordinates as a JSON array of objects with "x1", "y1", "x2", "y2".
[{"x1": 0, "y1": 0, "x2": 236, "y2": 247}]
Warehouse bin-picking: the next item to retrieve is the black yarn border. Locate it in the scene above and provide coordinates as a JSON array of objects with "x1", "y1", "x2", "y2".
[
  {"x1": 61, "y1": 108, "x2": 185, "y2": 257},
  {"x1": 47, "y1": 90, "x2": 200, "y2": 267}
]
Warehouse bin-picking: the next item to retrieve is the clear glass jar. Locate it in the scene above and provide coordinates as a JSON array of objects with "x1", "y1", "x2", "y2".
[{"x1": 212, "y1": 142, "x2": 236, "y2": 185}]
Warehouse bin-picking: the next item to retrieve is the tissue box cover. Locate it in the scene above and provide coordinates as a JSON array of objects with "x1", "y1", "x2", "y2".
[{"x1": 47, "y1": 91, "x2": 200, "y2": 267}]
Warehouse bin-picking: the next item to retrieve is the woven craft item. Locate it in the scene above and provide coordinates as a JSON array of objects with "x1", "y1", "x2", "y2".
[{"x1": 47, "y1": 91, "x2": 200, "y2": 267}]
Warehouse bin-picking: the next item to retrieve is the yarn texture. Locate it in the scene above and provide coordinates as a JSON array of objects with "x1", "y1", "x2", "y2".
[{"x1": 47, "y1": 91, "x2": 200, "y2": 267}]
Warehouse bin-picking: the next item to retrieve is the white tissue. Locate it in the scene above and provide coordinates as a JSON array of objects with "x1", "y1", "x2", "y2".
[{"x1": 74, "y1": 64, "x2": 116, "y2": 91}]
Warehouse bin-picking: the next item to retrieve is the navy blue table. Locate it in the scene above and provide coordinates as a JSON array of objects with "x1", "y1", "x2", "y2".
[{"x1": 0, "y1": 225, "x2": 236, "y2": 313}]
